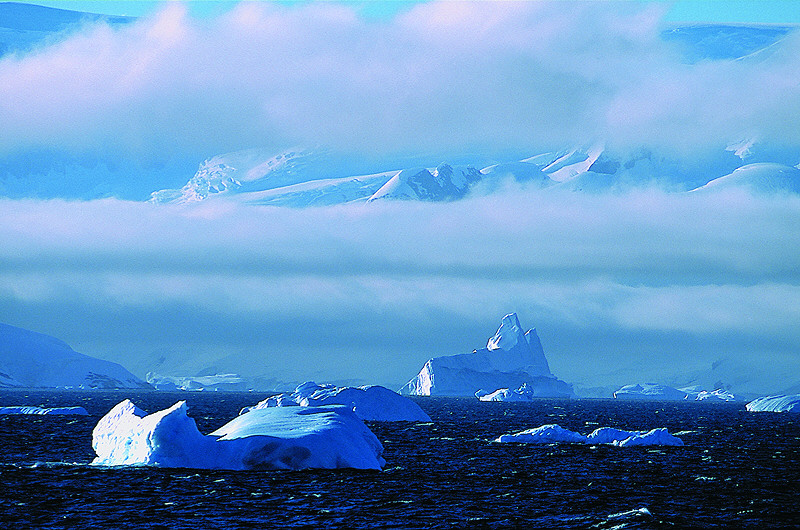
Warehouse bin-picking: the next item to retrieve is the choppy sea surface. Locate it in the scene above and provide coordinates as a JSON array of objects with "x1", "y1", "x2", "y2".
[{"x1": 1, "y1": 390, "x2": 798, "y2": 529}]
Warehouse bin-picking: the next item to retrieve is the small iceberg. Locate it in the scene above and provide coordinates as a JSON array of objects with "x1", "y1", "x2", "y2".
[
  {"x1": 477, "y1": 382, "x2": 548, "y2": 402},
  {"x1": 242, "y1": 381, "x2": 431, "y2": 422},
  {"x1": 746, "y1": 394, "x2": 800, "y2": 413},
  {"x1": 613, "y1": 383, "x2": 688, "y2": 401},
  {"x1": 0, "y1": 406, "x2": 88, "y2": 415},
  {"x1": 495, "y1": 424, "x2": 684, "y2": 447},
  {"x1": 92, "y1": 399, "x2": 385, "y2": 470}
]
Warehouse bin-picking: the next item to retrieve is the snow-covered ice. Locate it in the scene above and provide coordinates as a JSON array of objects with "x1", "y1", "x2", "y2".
[
  {"x1": 92, "y1": 399, "x2": 385, "y2": 470},
  {"x1": 746, "y1": 394, "x2": 800, "y2": 413},
  {"x1": 0, "y1": 406, "x2": 88, "y2": 415},
  {"x1": 242, "y1": 381, "x2": 431, "y2": 422},
  {"x1": 495, "y1": 424, "x2": 684, "y2": 447},
  {"x1": 401, "y1": 313, "x2": 572, "y2": 398}
]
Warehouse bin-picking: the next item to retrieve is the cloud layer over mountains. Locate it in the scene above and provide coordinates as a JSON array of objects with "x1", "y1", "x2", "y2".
[
  {"x1": 1, "y1": 1, "x2": 800, "y2": 161},
  {"x1": 1, "y1": 1, "x2": 799, "y2": 392}
]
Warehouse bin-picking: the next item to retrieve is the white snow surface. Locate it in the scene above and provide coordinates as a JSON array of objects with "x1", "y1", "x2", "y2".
[
  {"x1": 0, "y1": 406, "x2": 88, "y2": 415},
  {"x1": 693, "y1": 163, "x2": 800, "y2": 194},
  {"x1": 92, "y1": 399, "x2": 385, "y2": 470},
  {"x1": 401, "y1": 313, "x2": 571, "y2": 398},
  {"x1": 242, "y1": 381, "x2": 431, "y2": 422},
  {"x1": 0, "y1": 322, "x2": 149, "y2": 389},
  {"x1": 495, "y1": 424, "x2": 684, "y2": 447},
  {"x1": 746, "y1": 394, "x2": 800, "y2": 413}
]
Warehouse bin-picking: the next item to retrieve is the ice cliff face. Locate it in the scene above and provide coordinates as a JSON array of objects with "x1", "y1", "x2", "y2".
[
  {"x1": 0, "y1": 322, "x2": 149, "y2": 389},
  {"x1": 400, "y1": 313, "x2": 572, "y2": 397}
]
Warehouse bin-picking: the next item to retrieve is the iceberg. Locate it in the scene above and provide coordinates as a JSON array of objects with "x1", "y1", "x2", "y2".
[
  {"x1": 478, "y1": 382, "x2": 546, "y2": 402},
  {"x1": 613, "y1": 383, "x2": 688, "y2": 401},
  {"x1": 0, "y1": 406, "x2": 88, "y2": 415},
  {"x1": 0, "y1": 322, "x2": 150, "y2": 389},
  {"x1": 681, "y1": 387, "x2": 739, "y2": 402},
  {"x1": 242, "y1": 381, "x2": 431, "y2": 422},
  {"x1": 401, "y1": 313, "x2": 573, "y2": 398},
  {"x1": 495, "y1": 424, "x2": 684, "y2": 447},
  {"x1": 92, "y1": 399, "x2": 385, "y2": 470},
  {"x1": 746, "y1": 394, "x2": 800, "y2": 413},
  {"x1": 146, "y1": 372, "x2": 249, "y2": 392}
]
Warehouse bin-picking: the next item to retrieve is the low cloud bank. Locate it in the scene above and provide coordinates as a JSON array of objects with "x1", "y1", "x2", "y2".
[{"x1": 1, "y1": 189, "x2": 798, "y2": 389}]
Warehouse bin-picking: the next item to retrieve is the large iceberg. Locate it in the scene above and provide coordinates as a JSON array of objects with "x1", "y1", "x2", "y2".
[
  {"x1": 0, "y1": 406, "x2": 88, "y2": 415},
  {"x1": 495, "y1": 424, "x2": 684, "y2": 447},
  {"x1": 92, "y1": 399, "x2": 385, "y2": 470},
  {"x1": 401, "y1": 313, "x2": 573, "y2": 398},
  {"x1": 242, "y1": 381, "x2": 431, "y2": 422},
  {"x1": 746, "y1": 394, "x2": 800, "y2": 413},
  {"x1": 0, "y1": 322, "x2": 149, "y2": 389}
]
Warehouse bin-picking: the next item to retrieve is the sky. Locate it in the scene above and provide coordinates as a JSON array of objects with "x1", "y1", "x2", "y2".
[
  {"x1": 12, "y1": 1, "x2": 800, "y2": 24},
  {"x1": 1, "y1": 1, "x2": 800, "y2": 395}
]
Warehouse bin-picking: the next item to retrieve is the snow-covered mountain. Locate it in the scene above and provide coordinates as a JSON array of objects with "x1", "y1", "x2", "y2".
[
  {"x1": 1, "y1": 4, "x2": 799, "y2": 203},
  {"x1": 0, "y1": 2, "x2": 133, "y2": 57},
  {"x1": 400, "y1": 313, "x2": 573, "y2": 398},
  {"x1": 0, "y1": 322, "x2": 150, "y2": 389},
  {"x1": 692, "y1": 163, "x2": 800, "y2": 194}
]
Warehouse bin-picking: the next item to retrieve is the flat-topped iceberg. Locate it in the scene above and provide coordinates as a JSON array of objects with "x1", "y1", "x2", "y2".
[
  {"x1": 242, "y1": 381, "x2": 431, "y2": 422},
  {"x1": 146, "y1": 372, "x2": 249, "y2": 392},
  {"x1": 401, "y1": 313, "x2": 572, "y2": 398},
  {"x1": 746, "y1": 394, "x2": 800, "y2": 413},
  {"x1": 495, "y1": 424, "x2": 683, "y2": 447},
  {"x1": 614, "y1": 383, "x2": 740, "y2": 402},
  {"x1": 0, "y1": 406, "x2": 88, "y2": 415},
  {"x1": 92, "y1": 399, "x2": 385, "y2": 470}
]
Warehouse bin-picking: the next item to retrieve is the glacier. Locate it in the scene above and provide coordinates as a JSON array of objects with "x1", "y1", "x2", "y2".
[
  {"x1": 401, "y1": 313, "x2": 573, "y2": 398},
  {"x1": 0, "y1": 322, "x2": 149, "y2": 389},
  {"x1": 746, "y1": 395, "x2": 800, "y2": 413},
  {"x1": 495, "y1": 424, "x2": 684, "y2": 447},
  {"x1": 0, "y1": 406, "x2": 88, "y2": 415},
  {"x1": 241, "y1": 381, "x2": 431, "y2": 422},
  {"x1": 92, "y1": 399, "x2": 385, "y2": 470}
]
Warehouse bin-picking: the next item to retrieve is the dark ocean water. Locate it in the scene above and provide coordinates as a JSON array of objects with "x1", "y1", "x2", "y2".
[{"x1": 1, "y1": 390, "x2": 798, "y2": 529}]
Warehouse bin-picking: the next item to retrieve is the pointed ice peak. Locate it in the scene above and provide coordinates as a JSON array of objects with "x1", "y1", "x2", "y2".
[{"x1": 486, "y1": 313, "x2": 526, "y2": 351}]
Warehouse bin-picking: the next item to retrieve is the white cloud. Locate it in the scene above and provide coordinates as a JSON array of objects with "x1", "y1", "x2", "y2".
[{"x1": 1, "y1": 1, "x2": 799, "y2": 161}]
